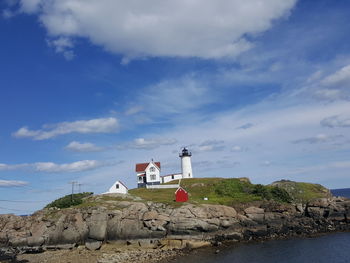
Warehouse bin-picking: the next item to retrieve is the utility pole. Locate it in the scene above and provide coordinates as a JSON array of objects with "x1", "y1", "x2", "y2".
[
  {"x1": 69, "y1": 181, "x2": 78, "y2": 202},
  {"x1": 78, "y1": 183, "x2": 83, "y2": 193}
]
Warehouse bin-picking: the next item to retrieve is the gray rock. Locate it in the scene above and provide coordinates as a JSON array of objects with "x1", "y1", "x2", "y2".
[
  {"x1": 85, "y1": 240, "x2": 102, "y2": 251},
  {"x1": 87, "y1": 212, "x2": 107, "y2": 241},
  {"x1": 27, "y1": 236, "x2": 44, "y2": 247},
  {"x1": 143, "y1": 211, "x2": 159, "y2": 221},
  {"x1": 244, "y1": 207, "x2": 264, "y2": 214}
]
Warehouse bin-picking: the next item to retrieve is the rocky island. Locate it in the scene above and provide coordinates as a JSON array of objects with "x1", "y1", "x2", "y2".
[{"x1": 1, "y1": 178, "x2": 350, "y2": 263}]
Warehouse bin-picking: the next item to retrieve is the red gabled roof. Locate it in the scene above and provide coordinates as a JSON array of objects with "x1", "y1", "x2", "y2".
[
  {"x1": 135, "y1": 162, "x2": 160, "y2": 172},
  {"x1": 175, "y1": 186, "x2": 188, "y2": 194}
]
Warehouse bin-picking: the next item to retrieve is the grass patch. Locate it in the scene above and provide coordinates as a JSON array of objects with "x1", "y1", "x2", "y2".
[
  {"x1": 129, "y1": 178, "x2": 292, "y2": 206},
  {"x1": 270, "y1": 180, "x2": 331, "y2": 203}
]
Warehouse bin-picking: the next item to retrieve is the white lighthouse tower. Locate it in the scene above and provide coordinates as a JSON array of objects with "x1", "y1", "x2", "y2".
[{"x1": 180, "y1": 147, "x2": 193, "y2": 179}]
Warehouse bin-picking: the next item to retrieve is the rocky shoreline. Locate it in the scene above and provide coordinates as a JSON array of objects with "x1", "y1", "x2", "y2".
[{"x1": 1, "y1": 196, "x2": 350, "y2": 262}]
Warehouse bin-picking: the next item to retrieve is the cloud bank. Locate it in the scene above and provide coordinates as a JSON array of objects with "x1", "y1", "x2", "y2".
[
  {"x1": 14, "y1": 0, "x2": 296, "y2": 60},
  {"x1": 0, "y1": 180, "x2": 28, "y2": 187},
  {"x1": 13, "y1": 117, "x2": 119, "y2": 140},
  {"x1": 65, "y1": 141, "x2": 105, "y2": 152},
  {"x1": 118, "y1": 138, "x2": 177, "y2": 150},
  {"x1": 0, "y1": 160, "x2": 110, "y2": 173}
]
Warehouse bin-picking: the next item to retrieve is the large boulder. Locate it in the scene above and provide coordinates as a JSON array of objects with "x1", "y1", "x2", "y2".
[
  {"x1": 87, "y1": 211, "x2": 107, "y2": 241},
  {"x1": 168, "y1": 217, "x2": 215, "y2": 234},
  {"x1": 202, "y1": 205, "x2": 237, "y2": 219}
]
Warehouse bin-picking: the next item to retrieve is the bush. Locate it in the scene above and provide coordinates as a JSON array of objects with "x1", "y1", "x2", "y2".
[
  {"x1": 215, "y1": 180, "x2": 292, "y2": 203},
  {"x1": 252, "y1": 184, "x2": 272, "y2": 200},
  {"x1": 45, "y1": 192, "x2": 93, "y2": 209},
  {"x1": 214, "y1": 179, "x2": 250, "y2": 197},
  {"x1": 270, "y1": 187, "x2": 293, "y2": 203}
]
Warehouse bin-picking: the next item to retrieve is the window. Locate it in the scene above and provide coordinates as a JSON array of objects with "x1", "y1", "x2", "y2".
[
  {"x1": 150, "y1": 167, "x2": 155, "y2": 172},
  {"x1": 139, "y1": 177, "x2": 143, "y2": 182},
  {"x1": 116, "y1": 184, "x2": 119, "y2": 189},
  {"x1": 171, "y1": 175, "x2": 174, "y2": 179},
  {"x1": 150, "y1": 174, "x2": 156, "y2": 180}
]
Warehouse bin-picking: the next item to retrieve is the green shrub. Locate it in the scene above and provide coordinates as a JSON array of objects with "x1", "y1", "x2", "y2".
[
  {"x1": 45, "y1": 192, "x2": 93, "y2": 209},
  {"x1": 214, "y1": 180, "x2": 292, "y2": 203},
  {"x1": 215, "y1": 179, "x2": 250, "y2": 197},
  {"x1": 252, "y1": 184, "x2": 273, "y2": 200},
  {"x1": 270, "y1": 187, "x2": 293, "y2": 203}
]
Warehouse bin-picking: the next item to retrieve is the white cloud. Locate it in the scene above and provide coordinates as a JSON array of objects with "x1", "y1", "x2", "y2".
[
  {"x1": 13, "y1": 117, "x2": 119, "y2": 140},
  {"x1": 321, "y1": 115, "x2": 350, "y2": 128},
  {"x1": 47, "y1": 37, "x2": 75, "y2": 60},
  {"x1": 286, "y1": 160, "x2": 350, "y2": 176},
  {"x1": 308, "y1": 65, "x2": 350, "y2": 101},
  {"x1": 292, "y1": 134, "x2": 343, "y2": 144},
  {"x1": 19, "y1": 0, "x2": 41, "y2": 13},
  {"x1": 125, "y1": 106, "x2": 143, "y2": 116},
  {"x1": 0, "y1": 160, "x2": 110, "y2": 173},
  {"x1": 129, "y1": 74, "x2": 216, "y2": 120},
  {"x1": 321, "y1": 65, "x2": 350, "y2": 88},
  {"x1": 14, "y1": 0, "x2": 296, "y2": 61},
  {"x1": 34, "y1": 160, "x2": 103, "y2": 173},
  {"x1": 197, "y1": 140, "x2": 225, "y2": 152},
  {"x1": 231, "y1": 145, "x2": 243, "y2": 152},
  {"x1": 118, "y1": 137, "x2": 177, "y2": 150},
  {"x1": 65, "y1": 141, "x2": 105, "y2": 152},
  {"x1": 0, "y1": 180, "x2": 28, "y2": 187}
]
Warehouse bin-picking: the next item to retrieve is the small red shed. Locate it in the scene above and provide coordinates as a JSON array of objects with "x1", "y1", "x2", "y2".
[{"x1": 175, "y1": 187, "x2": 188, "y2": 202}]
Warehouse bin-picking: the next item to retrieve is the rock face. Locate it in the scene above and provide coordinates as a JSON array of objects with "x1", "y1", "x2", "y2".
[{"x1": 0, "y1": 197, "x2": 350, "y2": 254}]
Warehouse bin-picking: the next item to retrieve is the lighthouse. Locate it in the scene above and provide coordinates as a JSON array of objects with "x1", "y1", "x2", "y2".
[{"x1": 179, "y1": 147, "x2": 193, "y2": 179}]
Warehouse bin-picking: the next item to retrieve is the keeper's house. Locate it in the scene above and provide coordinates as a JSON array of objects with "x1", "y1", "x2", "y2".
[{"x1": 136, "y1": 161, "x2": 161, "y2": 188}]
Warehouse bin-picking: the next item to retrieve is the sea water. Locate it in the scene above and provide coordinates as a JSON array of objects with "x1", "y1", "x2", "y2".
[
  {"x1": 168, "y1": 188, "x2": 350, "y2": 263},
  {"x1": 169, "y1": 232, "x2": 350, "y2": 263}
]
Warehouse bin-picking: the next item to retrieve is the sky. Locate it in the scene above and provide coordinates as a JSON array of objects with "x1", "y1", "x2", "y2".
[{"x1": 1, "y1": 0, "x2": 350, "y2": 214}]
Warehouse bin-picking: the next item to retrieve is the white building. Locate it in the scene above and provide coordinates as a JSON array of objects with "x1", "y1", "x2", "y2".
[
  {"x1": 136, "y1": 161, "x2": 161, "y2": 188},
  {"x1": 179, "y1": 147, "x2": 193, "y2": 179},
  {"x1": 161, "y1": 148, "x2": 194, "y2": 184},
  {"x1": 136, "y1": 148, "x2": 194, "y2": 187},
  {"x1": 104, "y1": 180, "x2": 128, "y2": 194}
]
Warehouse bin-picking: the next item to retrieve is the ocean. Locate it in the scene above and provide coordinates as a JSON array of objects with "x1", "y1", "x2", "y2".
[
  {"x1": 169, "y1": 232, "x2": 350, "y2": 263},
  {"x1": 168, "y1": 188, "x2": 350, "y2": 263},
  {"x1": 331, "y1": 188, "x2": 350, "y2": 198}
]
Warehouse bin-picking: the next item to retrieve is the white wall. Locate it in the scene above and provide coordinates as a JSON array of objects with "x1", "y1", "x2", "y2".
[
  {"x1": 181, "y1": 156, "x2": 193, "y2": 178},
  {"x1": 106, "y1": 180, "x2": 128, "y2": 194},
  {"x1": 162, "y1": 173, "x2": 183, "y2": 184},
  {"x1": 146, "y1": 184, "x2": 179, "y2": 189},
  {"x1": 145, "y1": 162, "x2": 161, "y2": 183}
]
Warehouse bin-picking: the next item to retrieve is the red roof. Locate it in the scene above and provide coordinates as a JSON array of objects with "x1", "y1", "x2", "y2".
[{"x1": 135, "y1": 162, "x2": 160, "y2": 172}]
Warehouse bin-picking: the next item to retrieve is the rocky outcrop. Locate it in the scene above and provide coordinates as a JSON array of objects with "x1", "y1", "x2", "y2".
[{"x1": 1, "y1": 196, "x2": 350, "y2": 256}]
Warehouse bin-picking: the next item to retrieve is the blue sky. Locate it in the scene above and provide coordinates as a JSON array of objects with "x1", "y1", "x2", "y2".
[{"x1": 1, "y1": 0, "x2": 350, "y2": 214}]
